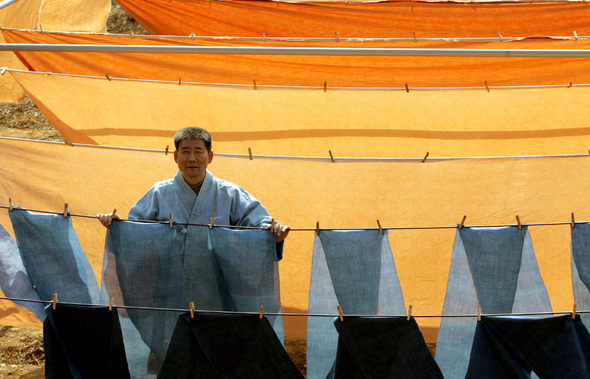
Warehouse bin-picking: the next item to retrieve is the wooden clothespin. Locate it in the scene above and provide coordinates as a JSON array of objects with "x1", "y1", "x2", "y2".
[
  {"x1": 169, "y1": 213, "x2": 174, "y2": 229},
  {"x1": 334, "y1": 32, "x2": 339, "y2": 42},
  {"x1": 270, "y1": 219, "x2": 275, "y2": 234},
  {"x1": 377, "y1": 219, "x2": 384, "y2": 235},
  {"x1": 108, "y1": 296, "x2": 113, "y2": 311},
  {"x1": 259, "y1": 305, "x2": 264, "y2": 319},
  {"x1": 315, "y1": 221, "x2": 320, "y2": 236},
  {"x1": 574, "y1": 30, "x2": 579, "y2": 40},
  {"x1": 405, "y1": 82, "x2": 410, "y2": 93},
  {"x1": 9, "y1": 197, "x2": 13, "y2": 212},
  {"x1": 52, "y1": 293, "x2": 58, "y2": 310},
  {"x1": 178, "y1": 78, "x2": 182, "y2": 85},
  {"x1": 253, "y1": 79, "x2": 257, "y2": 90},
  {"x1": 329, "y1": 150, "x2": 335, "y2": 163},
  {"x1": 0, "y1": 67, "x2": 7, "y2": 76},
  {"x1": 248, "y1": 147, "x2": 253, "y2": 160},
  {"x1": 498, "y1": 31, "x2": 503, "y2": 41},
  {"x1": 568, "y1": 81, "x2": 573, "y2": 88},
  {"x1": 105, "y1": 74, "x2": 112, "y2": 81},
  {"x1": 337, "y1": 305, "x2": 344, "y2": 322},
  {"x1": 190, "y1": 30, "x2": 196, "y2": 39},
  {"x1": 39, "y1": 24, "x2": 44, "y2": 34},
  {"x1": 209, "y1": 214, "x2": 216, "y2": 229},
  {"x1": 477, "y1": 304, "x2": 482, "y2": 321},
  {"x1": 130, "y1": 31, "x2": 135, "y2": 38},
  {"x1": 413, "y1": 31, "x2": 417, "y2": 42},
  {"x1": 324, "y1": 81, "x2": 327, "y2": 92},
  {"x1": 572, "y1": 212, "x2": 576, "y2": 229},
  {"x1": 262, "y1": 32, "x2": 266, "y2": 41},
  {"x1": 573, "y1": 302, "x2": 577, "y2": 320},
  {"x1": 459, "y1": 215, "x2": 467, "y2": 229},
  {"x1": 63, "y1": 203, "x2": 70, "y2": 218},
  {"x1": 190, "y1": 301, "x2": 195, "y2": 318},
  {"x1": 422, "y1": 151, "x2": 429, "y2": 163},
  {"x1": 484, "y1": 80, "x2": 490, "y2": 92},
  {"x1": 165, "y1": 145, "x2": 169, "y2": 155},
  {"x1": 516, "y1": 215, "x2": 522, "y2": 230},
  {"x1": 407, "y1": 304, "x2": 412, "y2": 321}
]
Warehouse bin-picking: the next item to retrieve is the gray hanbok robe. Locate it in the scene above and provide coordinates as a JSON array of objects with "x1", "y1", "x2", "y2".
[{"x1": 129, "y1": 170, "x2": 280, "y2": 310}]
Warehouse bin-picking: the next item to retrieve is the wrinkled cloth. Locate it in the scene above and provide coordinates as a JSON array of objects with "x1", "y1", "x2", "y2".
[
  {"x1": 570, "y1": 223, "x2": 590, "y2": 328},
  {"x1": 158, "y1": 312, "x2": 303, "y2": 379},
  {"x1": 307, "y1": 230, "x2": 406, "y2": 379},
  {"x1": 129, "y1": 170, "x2": 281, "y2": 310},
  {"x1": 44, "y1": 303, "x2": 130, "y2": 379},
  {"x1": 101, "y1": 220, "x2": 187, "y2": 378},
  {"x1": 466, "y1": 315, "x2": 590, "y2": 378},
  {"x1": 328, "y1": 316, "x2": 442, "y2": 379},
  {"x1": 436, "y1": 226, "x2": 551, "y2": 379},
  {"x1": 8, "y1": 209, "x2": 100, "y2": 304},
  {"x1": 0, "y1": 223, "x2": 44, "y2": 319}
]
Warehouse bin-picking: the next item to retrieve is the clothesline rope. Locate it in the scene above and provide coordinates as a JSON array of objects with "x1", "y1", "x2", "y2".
[
  {"x1": 3, "y1": 68, "x2": 590, "y2": 91},
  {"x1": 0, "y1": 296, "x2": 583, "y2": 318},
  {"x1": 0, "y1": 204, "x2": 581, "y2": 231},
  {"x1": 1, "y1": 26, "x2": 587, "y2": 42},
  {"x1": 2, "y1": 136, "x2": 590, "y2": 162}
]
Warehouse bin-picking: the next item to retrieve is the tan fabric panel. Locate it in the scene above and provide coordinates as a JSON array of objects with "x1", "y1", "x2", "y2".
[
  {"x1": 6, "y1": 29, "x2": 590, "y2": 88},
  {"x1": 116, "y1": 0, "x2": 590, "y2": 38},
  {"x1": 10, "y1": 70, "x2": 590, "y2": 158},
  {"x1": 0, "y1": 138, "x2": 586, "y2": 339},
  {"x1": 38, "y1": 0, "x2": 110, "y2": 32},
  {"x1": 0, "y1": 0, "x2": 42, "y2": 103}
]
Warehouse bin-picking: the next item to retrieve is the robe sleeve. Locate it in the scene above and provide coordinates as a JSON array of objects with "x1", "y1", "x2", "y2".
[{"x1": 128, "y1": 187, "x2": 161, "y2": 221}]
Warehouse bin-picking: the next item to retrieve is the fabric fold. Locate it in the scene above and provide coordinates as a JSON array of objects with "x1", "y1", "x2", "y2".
[{"x1": 570, "y1": 223, "x2": 590, "y2": 328}]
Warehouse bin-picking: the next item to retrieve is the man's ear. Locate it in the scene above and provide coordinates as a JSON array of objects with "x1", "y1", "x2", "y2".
[
  {"x1": 208, "y1": 150, "x2": 214, "y2": 163},
  {"x1": 174, "y1": 150, "x2": 179, "y2": 163}
]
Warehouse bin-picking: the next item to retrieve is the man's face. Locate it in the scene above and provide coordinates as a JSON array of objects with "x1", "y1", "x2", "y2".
[{"x1": 174, "y1": 139, "x2": 213, "y2": 185}]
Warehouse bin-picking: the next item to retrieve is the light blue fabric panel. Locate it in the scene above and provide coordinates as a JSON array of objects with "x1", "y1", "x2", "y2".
[
  {"x1": 0, "y1": 223, "x2": 44, "y2": 320},
  {"x1": 306, "y1": 230, "x2": 405, "y2": 379},
  {"x1": 436, "y1": 226, "x2": 552, "y2": 379},
  {"x1": 101, "y1": 220, "x2": 187, "y2": 379},
  {"x1": 9, "y1": 209, "x2": 99, "y2": 304},
  {"x1": 571, "y1": 223, "x2": 590, "y2": 327},
  {"x1": 208, "y1": 227, "x2": 283, "y2": 340}
]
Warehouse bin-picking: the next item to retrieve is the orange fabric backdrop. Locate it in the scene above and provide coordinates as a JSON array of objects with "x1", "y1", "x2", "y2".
[
  {"x1": 1, "y1": 137, "x2": 587, "y2": 340},
  {"x1": 116, "y1": 0, "x2": 590, "y2": 38},
  {"x1": 5, "y1": 29, "x2": 590, "y2": 87},
  {"x1": 9, "y1": 70, "x2": 590, "y2": 157}
]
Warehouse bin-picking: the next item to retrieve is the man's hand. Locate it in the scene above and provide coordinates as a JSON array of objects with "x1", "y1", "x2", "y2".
[
  {"x1": 97, "y1": 210, "x2": 119, "y2": 228},
  {"x1": 268, "y1": 221, "x2": 290, "y2": 242}
]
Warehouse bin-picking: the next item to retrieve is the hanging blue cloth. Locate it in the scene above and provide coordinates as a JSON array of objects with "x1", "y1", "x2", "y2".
[
  {"x1": 9, "y1": 209, "x2": 99, "y2": 304},
  {"x1": 0, "y1": 223, "x2": 44, "y2": 320},
  {"x1": 328, "y1": 316, "x2": 442, "y2": 378},
  {"x1": 158, "y1": 312, "x2": 302, "y2": 379},
  {"x1": 466, "y1": 315, "x2": 590, "y2": 378},
  {"x1": 44, "y1": 303, "x2": 130, "y2": 379},
  {"x1": 307, "y1": 230, "x2": 406, "y2": 379},
  {"x1": 436, "y1": 226, "x2": 552, "y2": 378},
  {"x1": 570, "y1": 222, "x2": 590, "y2": 328}
]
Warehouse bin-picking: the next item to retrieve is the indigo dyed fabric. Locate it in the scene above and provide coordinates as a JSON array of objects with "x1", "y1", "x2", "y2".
[
  {"x1": 328, "y1": 316, "x2": 442, "y2": 379},
  {"x1": 436, "y1": 226, "x2": 551, "y2": 379},
  {"x1": 101, "y1": 220, "x2": 187, "y2": 378},
  {"x1": 0, "y1": 223, "x2": 44, "y2": 319},
  {"x1": 44, "y1": 303, "x2": 130, "y2": 379},
  {"x1": 9, "y1": 208, "x2": 100, "y2": 304},
  {"x1": 466, "y1": 315, "x2": 590, "y2": 378},
  {"x1": 571, "y1": 223, "x2": 590, "y2": 328},
  {"x1": 208, "y1": 227, "x2": 283, "y2": 339},
  {"x1": 158, "y1": 312, "x2": 302, "y2": 379},
  {"x1": 307, "y1": 230, "x2": 406, "y2": 379}
]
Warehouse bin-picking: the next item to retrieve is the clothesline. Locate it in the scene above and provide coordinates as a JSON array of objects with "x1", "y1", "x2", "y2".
[
  {"x1": 2, "y1": 136, "x2": 590, "y2": 162},
  {"x1": 0, "y1": 204, "x2": 581, "y2": 231},
  {"x1": 2, "y1": 26, "x2": 587, "y2": 42},
  {"x1": 0, "y1": 296, "x2": 583, "y2": 319}
]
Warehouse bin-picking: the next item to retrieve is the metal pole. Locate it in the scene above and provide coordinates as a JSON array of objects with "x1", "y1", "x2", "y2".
[
  {"x1": 0, "y1": 0, "x2": 21, "y2": 11},
  {"x1": 1, "y1": 43, "x2": 590, "y2": 57}
]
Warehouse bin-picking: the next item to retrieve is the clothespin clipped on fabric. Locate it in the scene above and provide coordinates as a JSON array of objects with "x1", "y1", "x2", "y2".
[
  {"x1": 329, "y1": 150, "x2": 335, "y2": 163},
  {"x1": 377, "y1": 219, "x2": 384, "y2": 235},
  {"x1": 315, "y1": 221, "x2": 320, "y2": 236},
  {"x1": 477, "y1": 304, "x2": 482, "y2": 321},
  {"x1": 190, "y1": 302, "x2": 195, "y2": 318},
  {"x1": 248, "y1": 147, "x2": 253, "y2": 160},
  {"x1": 111, "y1": 209, "x2": 117, "y2": 220},
  {"x1": 270, "y1": 219, "x2": 275, "y2": 235},
  {"x1": 0, "y1": 67, "x2": 7, "y2": 76},
  {"x1": 169, "y1": 213, "x2": 174, "y2": 229},
  {"x1": 413, "y1": 32, "x2": 417, "y2": 42},
  {"x1": 574, "y1": 30, "x2": 579, "y2": 40},
  {"x1": 8, "y1": 197, "x2": 13, "y2": 212},
  {"x1": 405, "y1": 82, "x2": 410, "y2": 93},
  {"x1": 178, "y1": 78, "x2": 182, "y2": 85},
  {"x1": 498, "y1": 31, "x2": 503, "y2": 41},
  {"x1": 459, "y1": 215, "x2": 467, "y2": 229},
  {"x1": 572, "y1": 302, "x2": 577, "y2": 320},
  {"x1": 568, "y1": 81, "x2": 573, "y2": 88},
  {"x1": 259, "y1": 305, "x2": 264, "y2": 319},
  {"x1": 209, "y1": 215, "x2": 216, "y2": 229},
  {"x1": 484, "y1": 81, "x2": 490, "y2": 92},
  {"x1": 63, "y1": 203, "x2": 70, "y2": 218},
  {"x1": 253, "y1": 79, "x2": 257, "y2": 90},
  {"x1": 422, "y1": 152, "x2": 429, "y2": 163},
  {"x1": 109, "y1": 296, "x2": 113, "y2": 311},
  {"x1": 334, "y1": 32, "x2": 339, "y2": 42},
  {"x1": 262, "y1": 32, "x2": 266, "y2": 42},
  {"x1": 516, "y1": 215, "x2": 522, "y2": 230},
  {"x1": 324, "y1": 81, "x2": 327, "y2": 92},
  {"x1": 52, "y1": 293, "x2": 58, "y2": 310},
  {"x1": 337, "y1": 305, "x2": 344, "y2": 322},
  {"x1": 105, "y1": 74, "x2": 112, "y2": 81},
  {"x1": 190, "y1": 30, "x2": 196, "y2": 39},
  {"x1": 571, "y1": 212, "x2": 576, "y2": 229},
  {"x1": 165, "y1": 145, "x2": 169, "y2": 155},
  {"x1": 407, "y1": 305, "x2": 412, "y2": 321}
]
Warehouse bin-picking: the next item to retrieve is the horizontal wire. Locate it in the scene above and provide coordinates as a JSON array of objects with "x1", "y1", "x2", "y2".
[
  {"x1": 0, "y1": 204, "x2": 580, "y2": 231},
  {"x1": 0, "y1": 296, "x2": 583, "y2": 318},
  {"x1": 3, "y1": 67, "x2": 590, "y2": 91}
]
